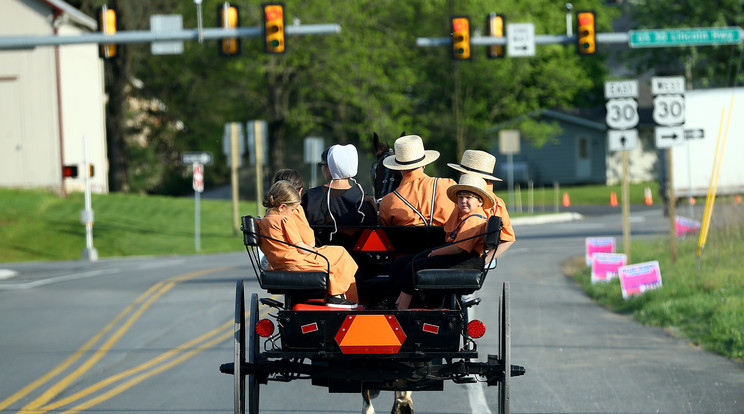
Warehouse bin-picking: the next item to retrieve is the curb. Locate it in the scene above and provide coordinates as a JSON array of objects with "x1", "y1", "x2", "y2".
[{"x1": 511, "y1": 212, "x2": 584, "y2": 226}]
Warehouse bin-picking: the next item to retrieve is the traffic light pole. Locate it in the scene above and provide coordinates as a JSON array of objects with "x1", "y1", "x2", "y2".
[
  {"x1": 416, "y1": 32, "x2": 629, "y2": 48},
  {"x1": 0, "y1": 24, "x2": 340, "y2": 50}
]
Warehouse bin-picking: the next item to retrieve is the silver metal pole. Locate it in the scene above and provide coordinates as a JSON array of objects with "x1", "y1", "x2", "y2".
[{"x1": 82, "y1": 135, "x2": 98, "y2": 261}]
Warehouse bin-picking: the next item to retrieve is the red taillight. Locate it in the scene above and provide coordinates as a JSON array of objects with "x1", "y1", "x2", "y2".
[
  {"x1": 256, "y1": 319, "x2": 274, "y2": 337},
  {"x1": 467, "y1": 320, "x2": 486, "y2": 338}
]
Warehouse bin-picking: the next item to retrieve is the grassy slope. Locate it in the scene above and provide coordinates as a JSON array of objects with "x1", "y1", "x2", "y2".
[
  {"x1": 0, "y1": 189, "x2": 257, "y2": 262},
  {"x1": 570, "y1": 202, "x2": 744, "y2": 361}
]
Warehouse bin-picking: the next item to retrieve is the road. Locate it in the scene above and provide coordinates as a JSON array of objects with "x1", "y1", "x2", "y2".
[{"x1": 0, "y1": 206, "x2": 742, "y2": 413}]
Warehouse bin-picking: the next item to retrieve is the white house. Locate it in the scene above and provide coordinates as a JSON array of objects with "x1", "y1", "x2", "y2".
[{"x1": 0, "y1": 0, "x2": 108, "y2": 194}]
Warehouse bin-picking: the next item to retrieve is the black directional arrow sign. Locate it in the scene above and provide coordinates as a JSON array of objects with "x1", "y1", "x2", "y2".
[
  {"x1": 608, "y1": 129, "x2": 638, "y2": 152},
  {"x1": 655, "y1": 126, "x2": 685, "y2": 148}
]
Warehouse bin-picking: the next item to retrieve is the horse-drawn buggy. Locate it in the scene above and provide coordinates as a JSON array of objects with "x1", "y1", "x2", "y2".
[{"x1": 219, "y1": 214, "x2": 525, "y2": 414}]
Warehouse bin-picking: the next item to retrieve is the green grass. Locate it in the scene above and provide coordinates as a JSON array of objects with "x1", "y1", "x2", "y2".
[
  {"x1": 493, "y1": 181, "x2": 660, "y2": 211},
  {"x1": 0, "y1": 189, "x2": 258, "y2": 262},
  {"x1": 569, "y1": 202, "x2": 744, "y2": 361}
]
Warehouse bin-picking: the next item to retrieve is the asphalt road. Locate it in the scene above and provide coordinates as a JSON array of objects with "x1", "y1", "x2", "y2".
[{"x1": 0, "y1": 206, "x2": 741, "y2": 413}]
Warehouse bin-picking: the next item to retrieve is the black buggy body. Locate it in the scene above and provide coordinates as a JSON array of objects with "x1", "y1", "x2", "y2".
[{"x1": 219, "y1": 215, "x2": 525, "y2": 414}]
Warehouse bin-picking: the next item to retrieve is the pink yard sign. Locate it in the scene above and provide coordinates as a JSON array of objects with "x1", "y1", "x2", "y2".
[
  {"x1": 585, "y1": 237, "x2": 616, "y2": 266},
  {"x1": 675, "y1": 216, "x2": 701, "y2": 237},
  {"x1": 619, "y1": 260, "x2": 662, "y2": 299},
  {"x1": 591, "y1": 252, "x2": 627, "y2": 283}
]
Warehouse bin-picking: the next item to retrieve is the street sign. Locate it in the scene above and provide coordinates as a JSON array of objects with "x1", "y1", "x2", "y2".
[
  {"x1": 499, "y1": 130, "x2": 521, "y2": 154},
  {"x1": 652, "y1": 94, "x2": 685, "y2": 126},
  {"x1": 605, "y1": 98, "x2": 639, "y2": 130},
  {"x1": 655, "y1": 126, "x2": 685, "y2": 148},
  {"x1": 604, "y1": 80, "x2": 638, "y2": 99},
  {"x1": 629, "y1": 27, "x2": 741, "y2": 48},
  {"x1": 608, "y1": 129, "x2": 638, "y2": 152},
  {"x1": 192, "y1": 162, "x2": 204, "y2": 192},
  {"x1": 651, "y1": 76, "x2": 685, "y2": 95},
  {"x1": 181, "y1": 151, "x2": 213, "y2": 165},
  {"x1": 685, "y1": 128, "x2": 704, "y2": 139},
  {"x1": 151, "y1": 15, "x2": 184, "y2": 55},
  {"x1": 506, "y1": 23, "x2": 535, "y2": 57}
]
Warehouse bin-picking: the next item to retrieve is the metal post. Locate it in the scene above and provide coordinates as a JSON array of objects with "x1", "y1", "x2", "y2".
[
  {"x1": 667, "y1": 148, "x2": 677, "y2": 263},
  {"x1": 195, "y1": 187, "x2": 200, "y2": 251},
  {"x1": 230, "y1": 123, "x2": 240, "y2": 236},
  {"x1": 565, "y1": 3, "x2": 573, "y2": 36},
  {"x1": 621, "y1": 151, "x2": 631, "y2": 263},
  {"x1": 507, "y1": 152, "x2": 514, "y2": 211},
  {"x1": 81, "y1": 136, "x2": 98, "y2": 261},
  {"x1": 255, "y1": 121, "x2": 265, "y2": 217},
  {"x1": 194, "y1": 0, "x2": 204, "y2": 43}
]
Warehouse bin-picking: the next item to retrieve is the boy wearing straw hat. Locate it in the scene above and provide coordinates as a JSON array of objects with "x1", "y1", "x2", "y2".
[
  {"x1": 391, "y1": 173, "x2": 495, "y2": 310},
  {"x1": 448, "y1": 150, "x2": 515, "y2": 263},
  {"x1": 378, "y1": 135, "x2": 456, "y2": 226}
]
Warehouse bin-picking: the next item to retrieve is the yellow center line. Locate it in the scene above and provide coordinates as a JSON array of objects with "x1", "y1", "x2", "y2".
[
  {"x1": 43, "y1": 301, "x2": 276, "y2": 414},
  {"x1": 0, "y1": 281, "x2": 165, "y2": 411},
  {"x1": 7, "y1": 267, "x2": 229, "y2": 413}
]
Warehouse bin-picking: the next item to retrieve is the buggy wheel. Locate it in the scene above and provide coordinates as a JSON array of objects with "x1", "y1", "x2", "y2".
[
  {"x1": 498, "y1": 282, "x2": 511, "y2": 414},
  {"x1": 247, "y1": 293, "x2": 260, "y2": 414},
  {"x1": 233, "y1": 281, "x2": 246, "y2": 414}
]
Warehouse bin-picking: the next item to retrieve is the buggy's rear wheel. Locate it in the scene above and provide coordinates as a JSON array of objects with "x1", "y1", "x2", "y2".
[
  {"x1": 233, "y1": 281, "x2": 246, "y2": 414},
  {"x1": 498, "y1": 282, "x2": 511, "y2": 414},
  {"x1": 247, "y1": 293, "x2": 260, "y2": 414}
]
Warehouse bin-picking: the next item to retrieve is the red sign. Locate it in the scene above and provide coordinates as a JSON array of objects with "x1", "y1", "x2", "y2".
[{"x1": 192, "y1": 162, "x2": 204, "y2": 193}]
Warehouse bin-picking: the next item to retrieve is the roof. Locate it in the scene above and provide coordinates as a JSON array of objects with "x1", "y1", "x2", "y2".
[
  {"x1": 486, "y1": 105, "x2": 656, "y2": 135},
  {"x1": 42, "y1": 0, "x2": 97, "y2": 31}
]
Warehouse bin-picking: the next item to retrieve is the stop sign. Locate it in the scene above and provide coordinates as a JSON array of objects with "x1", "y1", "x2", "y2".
[{"x1": 192, "y1": 162, "x2": 204, "y2": 193}]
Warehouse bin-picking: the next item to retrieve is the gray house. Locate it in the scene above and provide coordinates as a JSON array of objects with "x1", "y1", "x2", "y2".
[{"x1": 488, "y1": 107, "x2": 657, "y2": 188}]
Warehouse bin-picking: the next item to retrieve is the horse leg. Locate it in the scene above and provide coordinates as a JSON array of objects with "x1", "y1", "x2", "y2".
[
  {"x1": 391, "y1": 391, "x2": 414, "y2": 414},
  {"x1": 362, "y1": 389, "x2": 375, "y2": 414}
]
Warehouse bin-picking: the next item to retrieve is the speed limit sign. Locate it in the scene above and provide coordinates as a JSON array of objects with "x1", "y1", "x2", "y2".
[
  {"x1": 605, "y1": 98, "x2": 639, "y2": 130},
  {"x1": 652, "y1": 94, "x2": 685, "y2": 126}
]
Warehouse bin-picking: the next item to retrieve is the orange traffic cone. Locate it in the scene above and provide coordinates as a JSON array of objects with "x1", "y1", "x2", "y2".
[
  {"x1": 562, "y1": 192, "x2": 570, "y2": 207},
  {"x1": 689, "y1": 197, "x2": 696, "y2": 205},
  {"x1": 644, "y1": 187, "x2": 653, "y2": 205},
  {"x1": 736, "y1": 194, "x2": 742, "y2": 204},
  {"x1": 610, "y1": 192, "x2": 618, "y2": 207}
]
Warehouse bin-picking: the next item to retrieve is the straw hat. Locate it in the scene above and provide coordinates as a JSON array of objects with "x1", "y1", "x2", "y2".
[
  {"x1": 382, "y1": 135, "x2": 440, "y2": 170},
  {"x1": 447, "y1": 149, "x2": 502, "y2": 181},
  {"x1": 446, "y1": 173, "x2": 495, "y2": 209}
]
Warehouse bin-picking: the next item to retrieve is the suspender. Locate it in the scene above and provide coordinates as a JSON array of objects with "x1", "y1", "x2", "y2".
[
  {"x1": 393, "y1": 177, "x2": 439, "y2": 226},
  {"x1": 449, "y1": 213, "x2": 487, "y2": 240}
]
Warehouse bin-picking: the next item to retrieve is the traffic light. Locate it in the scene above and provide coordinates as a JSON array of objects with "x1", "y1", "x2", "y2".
[
  {"x1": 576, "y1": 11, "x2": 596, "y2": 55},
  {"x1": 486, "y1": 13, "x2": 505, "y2": 58},
  {"x1": 63, "y1": 165, "x2": 78, "y2": 178},
  {"x1": 451, "y1": 16, "x2": 471, "y2": 60},
  {"x1": 97, "y1": 6, "x2": 117, "y2": 59},
  {"x1": 262, "y1": 3, "x2": 285, "y2": 54},
  {"x1": 218, "y1": 3, "x2": 241, "y2": 56}
]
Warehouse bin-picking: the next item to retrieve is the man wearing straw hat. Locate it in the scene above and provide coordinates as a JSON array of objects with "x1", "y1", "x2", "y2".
[
  {"x1": 448, "y1": 149, "x2": 515, "y2": 262},
  {"x1": 378, "y1": 135, "x2": 456, "y2": 226}
]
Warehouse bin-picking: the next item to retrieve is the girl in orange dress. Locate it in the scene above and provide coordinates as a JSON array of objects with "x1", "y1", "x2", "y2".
[{"x1": 257, "y1": 180, "x2": 358, "y2": 308}]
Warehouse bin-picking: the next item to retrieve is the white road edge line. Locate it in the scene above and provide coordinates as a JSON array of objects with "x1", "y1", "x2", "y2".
[
  {"x1": 466, "y1": 304, "x2": 493, "y2": 414},
  {"x1": 0, "y1": 268, "x2": 121, "y2": 290}
]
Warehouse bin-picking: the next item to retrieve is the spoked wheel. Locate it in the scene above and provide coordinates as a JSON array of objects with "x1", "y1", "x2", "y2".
[
  {"x1": 247, "y1": 293, "x2": 260, "y2": 414},
  {"x1": 233, "y1": 281, "x2": 246, "y2": 414},
  {"x1": 498, "y1": 281, "x2": 511, "y2": 414}
]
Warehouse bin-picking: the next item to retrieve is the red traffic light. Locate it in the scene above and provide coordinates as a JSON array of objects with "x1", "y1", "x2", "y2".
[
  {"x1": 63, "y1": 165, "x2": 78, "y2": 178},
  {"x1": 576, "y1": 11, "x2": 596, "y2": 55}
]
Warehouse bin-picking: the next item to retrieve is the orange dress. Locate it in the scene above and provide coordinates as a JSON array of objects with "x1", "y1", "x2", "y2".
[
  {"x1": 257, "y1": 213, "x2": 357, "y2": 296},
  {"x1": 379, "y1": 169, "x2": 456, "y2": 226},
  {"x1": 484, "y1": 184, "x2": 516, "y2": 243}
]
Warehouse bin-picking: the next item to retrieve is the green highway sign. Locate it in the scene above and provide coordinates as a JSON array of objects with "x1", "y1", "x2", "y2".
[{"x1": 629, "y1": 27, "x2": 741, "y2": 48}]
